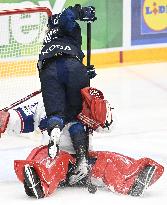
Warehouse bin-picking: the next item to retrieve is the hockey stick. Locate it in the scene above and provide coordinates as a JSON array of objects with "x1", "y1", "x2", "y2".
[
  {"x1": 85, "y1": 22, "x2": 97, "y2": 194},
  {"x1": 86, "y1": 22, "x2": 92, "y2": 149},
  {"x1": 1, "y1": 90, "x2": 41, "y2": 112},
  {"x1": 87, "y1": 22, "x2": 91, "y2": 69}
]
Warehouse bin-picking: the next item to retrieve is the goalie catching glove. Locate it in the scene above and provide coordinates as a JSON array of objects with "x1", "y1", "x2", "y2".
[{"x1": 77, "y1": 87, "x2": 113, "y2": 131}]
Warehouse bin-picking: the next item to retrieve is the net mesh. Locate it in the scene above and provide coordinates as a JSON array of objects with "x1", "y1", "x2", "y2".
[{"x1": 0, "y1": 8, "x2": 50, "y2": 109}]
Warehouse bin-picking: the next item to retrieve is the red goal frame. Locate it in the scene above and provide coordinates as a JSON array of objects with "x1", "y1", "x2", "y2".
[{"x1": 0, "y1": 7, "x2": 52, "y2": 17}]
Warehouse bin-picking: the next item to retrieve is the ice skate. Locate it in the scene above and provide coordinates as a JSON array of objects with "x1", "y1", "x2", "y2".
[
  {"x1": 128, "y1": 165, "x2": 156, "y2": 197},
  {"x1": 23, "y1": 164, "x2": 44, "y2": 199},
  {"x1": 69, "y1": 157, "x2": 89, "y2": 185},
  {"x1": 48, "y1": 127, "x2": 61, "y2": 158},
  {"x1": 69, "y1": 146, "x2": 89, "y2": 185}
]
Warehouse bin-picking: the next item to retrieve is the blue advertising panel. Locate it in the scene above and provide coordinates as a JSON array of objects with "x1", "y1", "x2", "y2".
[{"x1": 131, "y1": 0, "x2": 167, "y2": 45}]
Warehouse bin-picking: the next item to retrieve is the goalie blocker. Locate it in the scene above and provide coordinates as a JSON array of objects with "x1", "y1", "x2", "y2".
[
  {"x1": 14, "y1": 145, "x2": 164, "y2": 199},
  {"x1": 0, "y1": 111, "x2": 10, "y2": 136}
]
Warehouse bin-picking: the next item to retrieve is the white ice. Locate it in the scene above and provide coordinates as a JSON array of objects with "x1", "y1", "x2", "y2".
[{"x1": 0, "y1": 62, "x2": 167, "y2": 204}]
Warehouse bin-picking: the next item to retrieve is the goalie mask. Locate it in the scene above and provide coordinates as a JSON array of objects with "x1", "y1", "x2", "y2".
[{"x1": 77, "y1": 87, "x2": 113, "y2": 131}]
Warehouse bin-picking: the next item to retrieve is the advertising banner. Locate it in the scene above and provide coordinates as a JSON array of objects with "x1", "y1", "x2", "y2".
[
  {"x1": 0, "y1": 0, "x2": 123, "y2": 51},
  {"x1": 131, "y1": 0, "x2": 167, "y2": 45}
]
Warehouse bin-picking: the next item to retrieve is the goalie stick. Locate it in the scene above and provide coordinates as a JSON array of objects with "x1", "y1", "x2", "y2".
[{"x1": 1, "y1": 90, "x2": 41, "y2": 112}]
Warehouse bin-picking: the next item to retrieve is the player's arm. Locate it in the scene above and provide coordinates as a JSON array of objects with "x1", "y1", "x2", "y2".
[{"x1": 48, "y1": 4, "x2": 96, "y2": 33}]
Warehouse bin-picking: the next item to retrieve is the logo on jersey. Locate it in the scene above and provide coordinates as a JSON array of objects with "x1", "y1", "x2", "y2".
[
  {"x1": 22, "y1": 102, "x2": 38, "y2": 116},
  {"x1": 143, "y1": 0, "x2": 167, "y2": 31},
  {"x1": 42, "y1": 44, "x2": 72, "y2": 56}
]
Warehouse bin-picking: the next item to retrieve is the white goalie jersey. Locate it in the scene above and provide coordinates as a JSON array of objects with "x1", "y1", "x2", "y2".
[{"x1": 2, "y1": 93, "x2": 76, "y2": 152}]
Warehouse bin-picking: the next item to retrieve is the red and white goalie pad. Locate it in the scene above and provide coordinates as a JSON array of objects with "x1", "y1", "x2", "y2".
[
  {"x1": 77, "y1": 87, "x2": 113, "y2": 130},
  {"x1": 14, "y1": 146, "x2": 164, "y2": 198},
  {"x1": 89, "y1": 151, "x2": 164, "y2": 194},
  {"x1": 14, "y1": 146, "x2": 75, "y2": 197},
  {"x1": 0, "y1": 111, "x2": 10, "y2": 134}
]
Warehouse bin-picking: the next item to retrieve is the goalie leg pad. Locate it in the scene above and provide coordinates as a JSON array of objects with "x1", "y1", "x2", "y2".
[
  {"x1": 128, "y1": 165, "x2": 156, "y2": 196},
  {"x1": 90, "y1": 151, "x2": 164, "y2": 195},
  {"x1": 14, "y1": 146, "x2": 75, "y2": 197},
  {"x1": 24, "y1": 164, "x2": 45, "y2": 199}
]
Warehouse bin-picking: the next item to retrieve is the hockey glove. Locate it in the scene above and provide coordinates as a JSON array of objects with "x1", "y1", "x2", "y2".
[
  {"x1": 70, "y1": 4, "x2": 97, "y2": 22},
  {"x1": 80, "y1": 6, "x2": 97, "y2": 22},
  {"x1": 86, "y1": 65, "x2": 97, "y2": 79}
]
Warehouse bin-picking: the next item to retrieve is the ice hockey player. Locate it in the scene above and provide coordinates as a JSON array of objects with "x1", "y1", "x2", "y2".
[
  {"x1": 37, "y1": 4, "x2": 97, "y2": 183},
  {"x1": 12, "y1": 90, "x2": 163, "y2": 199},
  {"x1": 0, "y1": 90, "x2": 164, "y2": 199}
]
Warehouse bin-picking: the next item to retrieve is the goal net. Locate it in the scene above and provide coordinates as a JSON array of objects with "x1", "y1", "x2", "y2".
[{"x1": 0, "y1": 7, "x2": 52, "y2": 110}]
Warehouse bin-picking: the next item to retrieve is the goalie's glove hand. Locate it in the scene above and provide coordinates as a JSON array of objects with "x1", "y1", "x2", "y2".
[
  {"x1": 71, "y1": 4, "x2": 97, "y2": 22},
  {"x1": 86, "y1": 65, "x2": 97, "y2": 79},
  {"x1": 48, "y1": 127, "x2": 61, "y2": 159}
]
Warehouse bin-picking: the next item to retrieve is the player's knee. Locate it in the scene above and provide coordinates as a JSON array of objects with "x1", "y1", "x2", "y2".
[
  {"x1": 47, "y1": 115, "x2": 64, "y2": 135},
  {"x1": 69, "y1": 122, "x2": 85, "y2": 136},
  {"x1": 69, "y1": 122, "x2": 87, "y2": 149}
]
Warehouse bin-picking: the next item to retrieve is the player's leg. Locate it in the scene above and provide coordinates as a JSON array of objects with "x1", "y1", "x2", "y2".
[
  {"x1": 65, "y1": 58, "x2": 90, "y2": 120},
  {"x1": 64, "y1": 58, "x2": 90, "y2": 184},
  {"x1": 68, "y1": 122, "x2": 89, "y2": 185},
  {"x1": 39, "y1": 58, "x2": 66, "y2": 158}
]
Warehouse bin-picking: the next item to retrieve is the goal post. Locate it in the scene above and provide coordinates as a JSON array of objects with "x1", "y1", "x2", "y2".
[{"x1": 0, "y1": 7, "x2": 52, "y2": 110}]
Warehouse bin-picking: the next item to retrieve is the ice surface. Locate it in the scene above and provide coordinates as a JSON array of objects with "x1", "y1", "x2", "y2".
[{"x1": 0, "y1": 62, "x2": 167, "y2": 204}]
